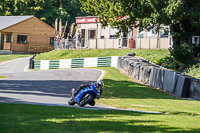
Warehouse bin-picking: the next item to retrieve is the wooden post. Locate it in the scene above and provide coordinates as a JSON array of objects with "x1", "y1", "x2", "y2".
[
  {"x1": 149, "y1": 37, "x2": 151, "y2": 49},
  {"x1": 96, "y1": 24, "x2": 98, "y2": 49},
  {"x1": 156, "y1": 24, "x2": 160, "y2": 49}
]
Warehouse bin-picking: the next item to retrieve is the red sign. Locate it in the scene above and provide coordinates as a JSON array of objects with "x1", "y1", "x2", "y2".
[
  {"x1": 118, "y1": 15, "x2": 130, "y2": 21},
  {"x1": 76, "y1": 17, "x2": 99, "y2": 24}
]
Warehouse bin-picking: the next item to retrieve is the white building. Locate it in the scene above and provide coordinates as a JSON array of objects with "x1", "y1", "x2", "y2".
[{"x1": 75, "y1": 16, "x2": 173, "y2": 49}]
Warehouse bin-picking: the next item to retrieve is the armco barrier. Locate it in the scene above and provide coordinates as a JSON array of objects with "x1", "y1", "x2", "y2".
[
  {"x1": 117, "y1": 55, "x2": 200, "y2": 100},
  {"x1": 173, "y1": 74, "x2": 190, "y2": 98},
  {"x1": 157, "y1": 68, "x2": 165, "y2": 89},
  {"x1": 33, "y1": 56, "x2": 119, "y2": 70},
  {"x1": 189, "y1": 79, "x2": 200, "y2": 100},
  {"x1": 71, "y1": 58, "x2": 84, "y2": 68},
  {"x1": 139, "y1": 66, "x2": 153, "y2": 84},
  {"x1": 97, "y1": 57, "x2": 111, "y2": 67},
  {"x1": 163, "y1": 69, "x2": 176, "y2": 93},
  {"x1": 149, "y1": 67, "x2": 160, "y2": 88}
]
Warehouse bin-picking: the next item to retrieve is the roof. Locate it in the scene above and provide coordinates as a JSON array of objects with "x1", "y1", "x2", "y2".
[{"x1": 0, "y1": 15, "x2": 33, "y2": 30}]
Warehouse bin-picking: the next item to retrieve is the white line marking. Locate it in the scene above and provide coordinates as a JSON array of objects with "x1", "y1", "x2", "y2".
[
  {"x1": 24, "y1": 64, "x2": 29, "y2": 72},
  {"x1": 97, "y1": 69, "x2": 105, "y2": 81}
]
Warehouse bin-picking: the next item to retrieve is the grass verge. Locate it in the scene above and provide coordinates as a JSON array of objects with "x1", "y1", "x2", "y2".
[
  {"x1": 97, "y1": 68, "x2": 200, "y2": 113},
  {"x1": 34, "y1": 49, "x2": 169, "y2": 65},
  {"x1": 1, "y1": 67, "x2": 200, "y2": 132},
  {"x1": 0, "y1": 75, "x2": 7, "y2": 79},
  {"x1": 0, "y1": 103, "x2": 200, "y2": 133},
  {"x1": 34, "y1": 49, "x2": 200, "y2": 78},
  {"x1": 0, "y1": 54, "x2": 32, "y2": 63}
]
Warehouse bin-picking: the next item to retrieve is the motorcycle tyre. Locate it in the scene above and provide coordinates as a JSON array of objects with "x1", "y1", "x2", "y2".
[
  {"x1": 89, "y1": 100, "x2": 95, "y2": 106},
  {"x1": 68, "y1": 99, "x2": 76, "y2": 105},
  {"x1": 79, "y1": 94, "x2": 93, "y2": 107}
]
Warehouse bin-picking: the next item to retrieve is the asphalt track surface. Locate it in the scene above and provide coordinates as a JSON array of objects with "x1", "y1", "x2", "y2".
[
  {"x1": 0, "y1": 57, "x2": 106, "y2": 109},
  {"x1": 0, "y1": 57, "x2": 161, "y2": 113}
]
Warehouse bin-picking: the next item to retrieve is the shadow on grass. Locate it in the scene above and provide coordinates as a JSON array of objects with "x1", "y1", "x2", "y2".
[
  {"x1": 0, "y1": 103, "x2": 199, "y2": 133},
  {"x1": 102, "y1": 79, "x2": 177, "y2": 99}
]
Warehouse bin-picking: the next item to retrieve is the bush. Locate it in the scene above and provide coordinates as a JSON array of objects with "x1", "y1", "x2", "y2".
[{"x1": 169, "y1": 43, "x2": 194, "y2": 64}]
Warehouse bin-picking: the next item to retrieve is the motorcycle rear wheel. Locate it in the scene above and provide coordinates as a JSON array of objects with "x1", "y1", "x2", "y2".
[{"x1": 79, "y1": 94, "x2": 93, "y2": 107}]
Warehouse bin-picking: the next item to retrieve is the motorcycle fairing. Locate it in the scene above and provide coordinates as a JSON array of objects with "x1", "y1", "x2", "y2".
[{"x1": 74, "y1": 83, "x2": 100, "y2": 103}]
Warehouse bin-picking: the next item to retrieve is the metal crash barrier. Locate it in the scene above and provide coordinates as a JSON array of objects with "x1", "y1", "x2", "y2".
[{"x1": 118, "y1": 54, "x2": 200, "y2": 101}]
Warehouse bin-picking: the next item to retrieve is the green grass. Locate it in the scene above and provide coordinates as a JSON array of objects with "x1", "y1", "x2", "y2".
[
  {"x1": 0, "y1": 54, "x2": 32, "y2": 63},
  {"x1": 98, "y1": 68, "x2": 200, "y2": 114},
  {"x1": 1, "y1": 67, "x2": 200, "y2": 132},
  {"x1": 183, "y1": 62, "x2": 200, "y2": 78},
  {"x1": 0, "y1": 103, "x2": 200, "y2": 133},
  {"x1": 34, "y1": 49, "x2": 200, "y2": 78},
  {"x1": 34, "y1": 49, "x2": 169, "y2": 64},
  {"x1": 0, "y1": 75, "x2": 7, "y2": 79}
]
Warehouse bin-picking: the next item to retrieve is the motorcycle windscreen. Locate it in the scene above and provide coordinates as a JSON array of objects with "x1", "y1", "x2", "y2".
[{"x1": 91, "y1": 83, "x2": 100, "y2": 95}]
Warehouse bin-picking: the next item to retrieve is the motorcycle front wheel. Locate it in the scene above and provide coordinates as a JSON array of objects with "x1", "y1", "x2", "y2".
[
  {"x1": 79, "y1": 94, "x2": 93, "y2": 107},
  {"x1": 68, "y1": 99, "x2": 76, "y2": 105}
]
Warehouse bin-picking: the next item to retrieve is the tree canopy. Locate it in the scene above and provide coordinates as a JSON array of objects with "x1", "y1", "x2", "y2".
[
  {"x1": 0, "y1": 0, "x2": 87, "y2": 32},
  {"x1": 80, "y1": 0, "x2": 200, "y2": 45}
]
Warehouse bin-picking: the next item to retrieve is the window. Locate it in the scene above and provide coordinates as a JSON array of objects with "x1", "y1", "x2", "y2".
[
  {"x1": 147, "y1": 30, "x2": 157, "y2": 38},
  {"x1": 160, "y1": 30, "x2": 169, "y2": 38},
  {"x1": 50, "y1": 37, "x2": 54, "y2": 45},
  {"x1": 160, "y1": 25, "x2": 169, "y2": 38},
  {"x1": 109, "y1": 28, "x2": 119, "y2": 39},
  {"x1": 100, "y1": 28, "x2": 105, "y2": 39},
  {"x1": 6, "y1": 34, "x2": 11, "y2": 43},
  {"x1": 138, "y1": 30, "x2": 144, "y2": 38},
  {"x1": 88, "y1": 30, "x2": 96, "y2": 39},
  {"x1": 17, "y1": 35, "x2": 27, "y2": 44}
]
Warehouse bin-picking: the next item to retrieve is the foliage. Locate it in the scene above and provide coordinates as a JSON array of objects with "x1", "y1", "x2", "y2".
[
  {"x1": 0, "y1": 0, "x2": 87, "y2": 34},
  {"x1": 169, "y1": 43, "x2": 194, "y2": 64},
  {"x1": 157, "y1": 56, "x2": 180, "y2": 70},
  {"x1": 0, "y1": 0, "x2": 44, "y2": 16},
  {"x1": 183, "y1": 63, "x2": 200, "y2": 78},
  {"x1": 80, "y1": 0, "x2": 200, "y2": 44},
  {"x1": 0, "y1": 75, "x2": 7, "y2": 79}
]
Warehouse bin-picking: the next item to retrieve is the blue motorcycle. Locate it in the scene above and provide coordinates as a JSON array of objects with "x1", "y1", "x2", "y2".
[{"x1": 68, "y1": 81, "x2": 104, "y2": 107}]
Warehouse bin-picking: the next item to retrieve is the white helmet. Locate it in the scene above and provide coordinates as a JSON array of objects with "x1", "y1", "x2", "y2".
[{"x1": 96, "y1": 80, "x2": 104, "y2": 88}]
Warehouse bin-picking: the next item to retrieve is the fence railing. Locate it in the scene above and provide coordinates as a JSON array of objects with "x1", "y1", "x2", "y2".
[{"x1": 54, "y1": 36, "x2": 172, "y2": 50}]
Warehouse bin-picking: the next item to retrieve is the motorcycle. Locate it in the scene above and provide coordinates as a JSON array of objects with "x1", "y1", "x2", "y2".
[{"x1": 68, "y1": 82, "x2": 103, "y2": 107}]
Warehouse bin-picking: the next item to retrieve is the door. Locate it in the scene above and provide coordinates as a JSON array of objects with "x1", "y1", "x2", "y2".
[
  {"x1": 1, "y1": 34, "x2": 4, "y2": 50},
  {"x1": 81, "y1": 29, "x2": 85, "y2": 47}
]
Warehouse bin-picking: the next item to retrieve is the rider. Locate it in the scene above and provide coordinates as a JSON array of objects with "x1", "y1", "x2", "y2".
[{"x1": 72, "y1": 80, "x2": 104, "y2": 98}]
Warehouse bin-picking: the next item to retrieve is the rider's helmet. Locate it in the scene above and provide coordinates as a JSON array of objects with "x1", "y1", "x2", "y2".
[{"x1": 95, "y1": 80, "x2": 104, "y2": 89}]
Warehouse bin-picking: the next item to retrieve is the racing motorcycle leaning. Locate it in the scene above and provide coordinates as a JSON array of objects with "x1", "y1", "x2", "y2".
[{"x1": 68, "y1": 80, "x2": 104, "y2": 107}]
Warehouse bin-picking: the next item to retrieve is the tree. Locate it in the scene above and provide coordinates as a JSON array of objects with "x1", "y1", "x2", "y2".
[
  {"x1": 0, "y1": 0, "x2": 87, "y2": 36},
  {"x1": 0, "y1": 0, "x2": 15, "y2": 16},
  {"x1": 80, "y1": 0, "x2": 200, "y2": 45}
]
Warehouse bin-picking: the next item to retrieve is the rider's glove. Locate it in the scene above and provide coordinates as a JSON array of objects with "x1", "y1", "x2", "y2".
[{"x1": 97, "y1": 93, "x2": 100, "y2": 99}]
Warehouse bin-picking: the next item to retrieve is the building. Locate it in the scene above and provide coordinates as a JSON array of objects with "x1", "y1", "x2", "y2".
[
  {"x1": 0, "y1": 16, "x2": 54, "y2": 53},
  {"x1": 75, "y1": 16, "x2": 172, "y2": 49}
]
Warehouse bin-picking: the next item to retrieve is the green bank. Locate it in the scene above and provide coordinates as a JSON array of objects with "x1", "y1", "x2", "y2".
[{"x1": 0, "y1": 54, "x2": 31, "y2": 63}]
